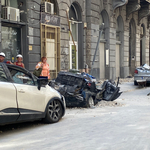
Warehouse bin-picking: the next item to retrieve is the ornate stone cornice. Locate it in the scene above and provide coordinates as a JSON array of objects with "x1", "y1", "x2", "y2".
[
  {"x1": 113, "y1": 0, "x2": 128, "y2": 11},
  {"x1": 138, "y1": 1, "x2": 150, "y2": 24},
  {"x1": 126, "y1": 0, "x2": 141, "y2": 19}
]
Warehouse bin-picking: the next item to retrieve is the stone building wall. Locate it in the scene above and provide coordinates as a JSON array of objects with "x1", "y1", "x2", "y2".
[
  {"x1": 0, "y1": 0, "x2": 149, "y2": 79},
  {"x1": 85, "y1": 0, "x2": 150, "y2": 80},
  {"x1": 57, "y1": 0, "x2": 86, "y2": 71},
  {"x1": 86, "y1": 0, "x2": 100, "y2": 79},
  {"x1": 25, "y1": 0, "x2": 150, "y2": 79},
  {"x1": 26, "y1": 0, "x2": 41, "y2": 71}
]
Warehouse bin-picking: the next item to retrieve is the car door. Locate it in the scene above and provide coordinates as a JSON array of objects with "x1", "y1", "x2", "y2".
[
  {"x1": 7, "y1": 66, "x2": 47, "y2": 121},
  {"x1": 0, "y1": 64, "x2": 19, "y2": 125}
]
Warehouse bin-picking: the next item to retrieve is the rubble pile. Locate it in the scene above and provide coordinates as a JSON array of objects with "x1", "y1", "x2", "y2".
[
  {"x1": 97, "y1": 77, "x2": 134, "y2": 85},
  {"x1": 117, "y1": 78, "x2": 134, "y2": 84},
  {"x1": 96, "y1": 100, "x2": 124, "y2": 107}
]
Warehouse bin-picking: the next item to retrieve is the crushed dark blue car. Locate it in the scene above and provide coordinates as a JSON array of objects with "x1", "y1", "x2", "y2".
[{"x1": 49, "y1": 72, "x2": 122, "y2": 108}]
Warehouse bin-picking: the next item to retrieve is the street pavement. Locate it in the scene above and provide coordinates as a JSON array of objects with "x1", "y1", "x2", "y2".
[{"x1": 0, "y1": 82, "x2": 150, "y2": 150}]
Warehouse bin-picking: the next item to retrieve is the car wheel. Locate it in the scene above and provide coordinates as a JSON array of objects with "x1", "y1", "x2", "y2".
[
  {"x1": 44, "y1": 100, "x2": 63, "y2": 123},
  {"x1": 134, "y1": 80, "x2": 138, "y2": 86},
  {"x1": 86, "y1": 96, "x2": 95, "y2": 108}
]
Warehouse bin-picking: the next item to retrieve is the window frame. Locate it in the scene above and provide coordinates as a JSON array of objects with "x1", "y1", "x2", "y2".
[
  {"x1": 1, "y1": 26, "x2": 21, "y2": 63},
  {"x1": 6, "y1": 64, "x2": 37, "y2": 86}
]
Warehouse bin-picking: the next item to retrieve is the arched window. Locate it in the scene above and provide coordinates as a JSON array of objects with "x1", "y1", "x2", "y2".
[
  {"x1": 69, "y1": 2, "x2": 83, "y2": 70},
  {"x1": 99, "y1": 14, "x2": 105, "y2": 39},
  {"x1": 116, "y1": 16, "x2": 124, "y2": 41},
  {"x1": 101, "y1": 10, "x2": 109, "y2": 42}
]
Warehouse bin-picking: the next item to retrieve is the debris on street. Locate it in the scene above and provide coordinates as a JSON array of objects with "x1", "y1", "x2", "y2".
[
  {"x1": 49, "y1": 72, "x2": 122, "y2": 108},
  {"x1": 96, "y1": 100, "x2": 124, "y2": 107},
  {"x1": 97, "y1": 77, "x2": 134, "y2": 85}
]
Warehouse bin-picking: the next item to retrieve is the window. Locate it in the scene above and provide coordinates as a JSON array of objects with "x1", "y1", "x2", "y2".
[
  {"x1": 70, "y1": 22, "x2": 77, "y2": 41},
  {"x1": 0, "y1": 65, "x2": 8, "y2": 82},
  {"x1": 8, "y1": 68, "x2": 34, "y2": 85},
  {"x1": 99, "y1": 14, "x2": 105, "y2": 39},
  {"x1": 2, "y1": 26, "x2": 21, "y2": 62},
  {"x1": 2, "y1": 0, "x2": 18, "y2": 8},
  {"x1": 9, "y1": 0, "x2": 18, "y2": 8}
]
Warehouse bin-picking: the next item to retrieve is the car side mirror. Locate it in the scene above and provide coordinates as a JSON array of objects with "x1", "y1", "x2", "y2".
[{"x1": 37, "y1": 78, "x2": 49, "y2": 90}]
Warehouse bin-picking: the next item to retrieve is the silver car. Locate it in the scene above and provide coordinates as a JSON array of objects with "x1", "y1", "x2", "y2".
[
  {"x1": 0, "y1": 63, "x2": 65, "y2": 125},
  {"x1": 134, "y1": 64, "x2": 150, "y2": 85}
]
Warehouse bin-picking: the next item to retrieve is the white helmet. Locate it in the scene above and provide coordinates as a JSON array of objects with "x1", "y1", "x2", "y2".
[
  {"x1": 0, "y1": 52, "x2": 5, "y2": 57},
  {"x1": 16, "y1": 54, "x2": 23, "y2": 58}
]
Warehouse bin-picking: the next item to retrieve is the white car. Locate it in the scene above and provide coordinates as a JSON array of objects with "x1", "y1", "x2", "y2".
[{"x1": 0, "y1": 63, "x2": 65, "y2": 125}]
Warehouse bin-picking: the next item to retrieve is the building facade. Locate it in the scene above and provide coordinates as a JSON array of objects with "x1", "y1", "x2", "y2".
[
  {"x1": 85, "y1": 0, "x2": 150, "y2": 80},
  {"x1": 0, "y1": 0, "x2": 150, "y2": 80}
]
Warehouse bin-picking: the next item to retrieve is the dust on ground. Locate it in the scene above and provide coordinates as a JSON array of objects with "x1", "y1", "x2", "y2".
[
  {"x1": 96, "y1": 100, "x2": 124, "y2": 107},
  {"x1": 97, "y1": 77, "x2": 134, "y2": 85}
]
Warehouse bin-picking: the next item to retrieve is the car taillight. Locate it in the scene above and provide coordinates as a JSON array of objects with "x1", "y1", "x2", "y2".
[
  {"x1": 88, "y1": 83, "x2": 91, "y2": 87},
  {"x1": 134, "y1": 69, "x2": 138, "y2": 74}
]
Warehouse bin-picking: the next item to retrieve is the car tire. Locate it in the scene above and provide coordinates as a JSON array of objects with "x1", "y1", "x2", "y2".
[
  {"x1": 44, "y1": 100, "x2": 63, "y2": 123},
  {"x1": 134, "y1": 80, "x2": 138, "y2": 86},
  {"x1": 86, "y1": 96, "x2": 95, "y2": 108}
]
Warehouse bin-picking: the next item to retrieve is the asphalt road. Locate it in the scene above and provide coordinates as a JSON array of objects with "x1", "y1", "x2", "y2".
[{"x1": 0, "y1": 83, "x2": 150, "y2": 150}]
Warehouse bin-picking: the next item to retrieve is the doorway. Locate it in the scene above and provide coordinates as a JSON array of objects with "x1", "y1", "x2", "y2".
[
  {"x1": 46, "y1": 39, "x2": 55, "y2": 70},
  {"x1": 41, "y1": 24, "x2": 60, "y2": 79},
  {"x1": 116, "y1": 44, "x2": 120, "y2": 78},
  {"x1": 99, "y1": 42, "x2": 105, "y2": 79}
]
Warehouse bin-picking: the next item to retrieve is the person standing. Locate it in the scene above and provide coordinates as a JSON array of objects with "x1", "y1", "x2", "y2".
[
  {"x1": 0, "y1": 52, "x2": 5, "y2": 63},
  {"x1": 35, "y1": 57, "x2": 50, "y2": 79},
  {"x1": 14, "y1": 54, "x2": 25, "y2": 68},
  {"x1": 0, "y1": 52, "x2": 12, "y2": 64}
]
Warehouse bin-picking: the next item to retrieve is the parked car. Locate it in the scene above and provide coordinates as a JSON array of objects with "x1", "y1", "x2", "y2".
[
  {"x1": 134, "y1": 64, "x2": 150, "y2": 85},
  {"x1": 49, "y1": 72, "x2": 122, "y2": 108},
  {"x1": 0, "y1": 63, "x2": 65, "y2": 125}
]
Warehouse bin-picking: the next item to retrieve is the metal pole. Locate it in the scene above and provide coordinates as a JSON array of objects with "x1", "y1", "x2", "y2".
[{"x1": 91, "y1": 23, "x2": 104, "y2": 75}]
